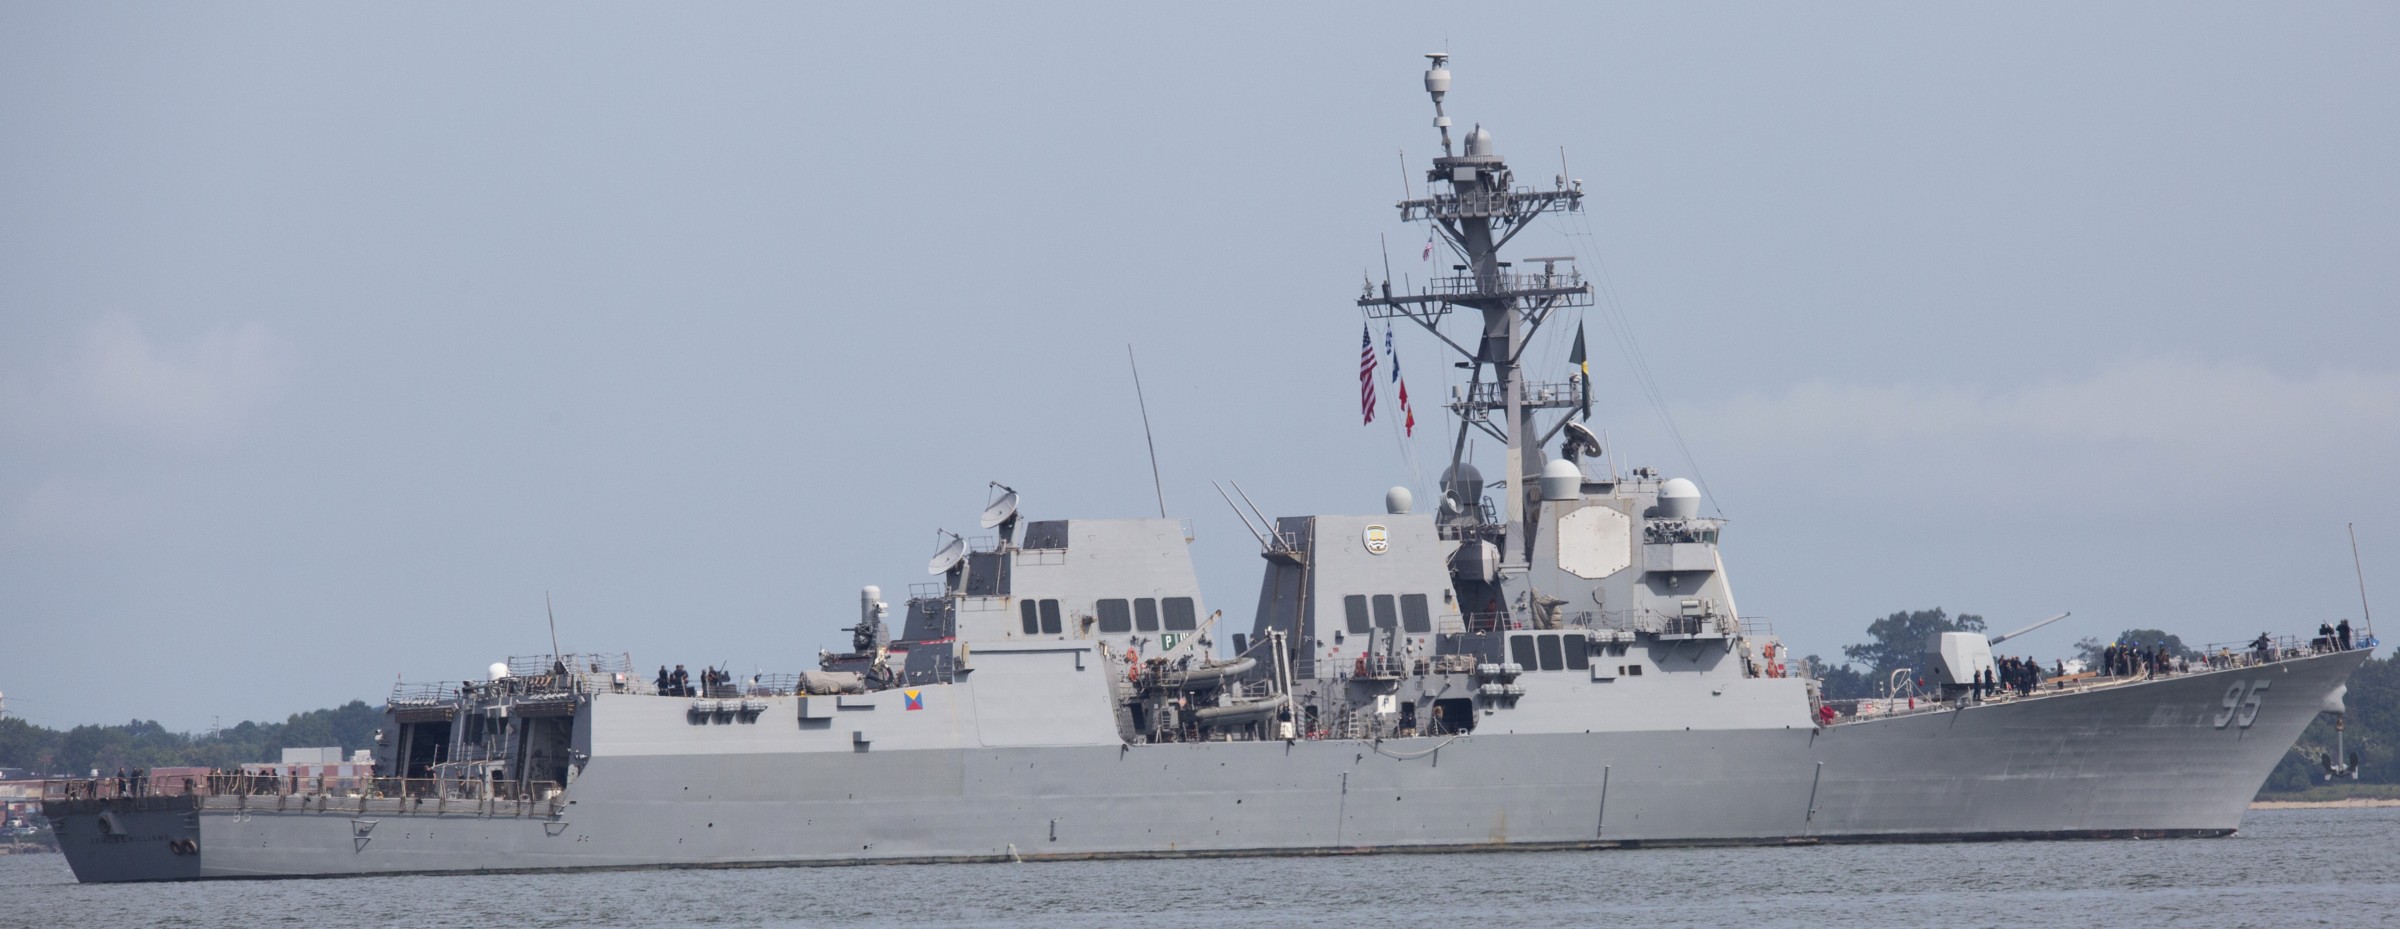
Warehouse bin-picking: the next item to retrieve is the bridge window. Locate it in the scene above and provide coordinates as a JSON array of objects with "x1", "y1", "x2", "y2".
[
  {"x1": 1344, "y1": 595, "x2": 1371, "y2": 634},
  {"x1": 1371, "y1": 594, "x2": 1398, "y2": 630},
  {"x1": 1020, "y1": 600, "x2": 1040, "y2": 635},
  {"x1": 1097, "y1": 599, "x2": 1133, "y2": 634},
  {"x1": 1536, "y1": 634, "x2": 1564, "y2": 672},
  {"x1": 1399, "y1": 594, "x2": 1432, "y2": 633},
  {"x1": 1563, "y1": 636, "x2": 1590, "y2": 671},
  {"x1": 1163, "y1": 597, "x2": 1197, "y2": 631},
  {"x1": 1038, "y1": 599, "x2": 1062, "y2": 635},
  {"x1": 1134, "y1": 598, "x2": 1160, "y2": 632},
  {"x1": 1509, "y1": 635, "x2": 1536, "y2": 669}
]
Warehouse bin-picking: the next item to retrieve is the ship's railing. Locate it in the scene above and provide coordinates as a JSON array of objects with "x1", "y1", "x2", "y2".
[
  {"x1": 388, "y1": 681, "x2": 457, "y2": 704},
  {"x1": 743, "y1": 673, "x2": 803, "y2": 696},
  {"x1": 1441, "y1": 379, "x2": 1589, "y2": 416},
  {"x1": 679, "y1": 673, "x2": 809, "y2": 698},
  {"x1": 1398, "y1": 185, "x2": 1583, "y2": 223},
  {"x1": 1435, "y1": 519, "x2": 1506, "y2": 544},
  {"x1": 1644, "y1": 518, "x2": 1725, "y2": 544},
  {"x1": 171, "y1": 778, "x2": 568, "y2": 818},
  {"x1": 1463, "y1": 609, "x2": 1748, "y2": 640},
  {"x1": 1462, "y1": 612, "x2": 1523, "y2": 633},
  {"x1": 506, "y1": 652, "x2": 640, "y2": 694},
  {"x1": 509, "y1": 652, "x2": 633, "y2": 677},
  {"x1": 40, "y1": 773, "x2": 563, "y2": 812},
  {"x1": 1823, "y1": 696, "x2": 1953, "y2": 723},
  {"x1": 2194, "y1": 633, "x2": 2362, "y2": 668}
]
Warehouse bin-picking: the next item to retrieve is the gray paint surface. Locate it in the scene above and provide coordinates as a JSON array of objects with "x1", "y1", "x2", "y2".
[{"x1": 47, "y1": 649, "x2": 2363, "y2": 881}]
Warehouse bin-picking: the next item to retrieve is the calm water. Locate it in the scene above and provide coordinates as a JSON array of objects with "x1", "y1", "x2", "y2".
[{"x1": 2, "y1": 808, "x2": 2394, "y2": 929}]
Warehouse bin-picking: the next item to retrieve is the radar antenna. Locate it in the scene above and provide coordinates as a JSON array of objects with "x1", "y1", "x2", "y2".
[
  {"x1": 926, "y1": 530, "x2": 966, "y2": 576},
  {"x1": 981, "y1": 482, "x2": 1021, "y2": 544},
  {"x1": 1360, "y1": 55, "x2": 1592, "y2": 571}
]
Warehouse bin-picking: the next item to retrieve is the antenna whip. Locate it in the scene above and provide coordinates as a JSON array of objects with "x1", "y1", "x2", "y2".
[{"x1": 1128, "y1": 345, "x2": 1167, "y2": 518}]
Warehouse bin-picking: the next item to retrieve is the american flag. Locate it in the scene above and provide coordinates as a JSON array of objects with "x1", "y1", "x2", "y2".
[
  {"x1": 1384, "y1": 322, "x2": 1415, "y2": 436},
  {"x1": 1358, "y1": 323, "x2": 1378, "y2": 425}
]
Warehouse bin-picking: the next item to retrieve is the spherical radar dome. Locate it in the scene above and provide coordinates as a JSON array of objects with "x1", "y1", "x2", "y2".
[
  {"x1": 1540, "y1": 459, "x2": 1585, "y2": 502},
  {"x1": 1659, "y1": 477, "x2": 1702, "y2": 519},
  {"x1": 1465, "y1": 126, "x2": 1495, "y2": 157}
]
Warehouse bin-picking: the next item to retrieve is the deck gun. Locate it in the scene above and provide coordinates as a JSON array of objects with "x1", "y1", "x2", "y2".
[{"x1": 1929, "y1": 612, "x2": 2072, "y2": 697}]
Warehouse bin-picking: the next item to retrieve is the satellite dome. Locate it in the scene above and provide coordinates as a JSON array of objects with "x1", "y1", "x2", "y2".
[
  {"x1": 1385, "y1": 486, "x2": 1414, "y2": 515},
  {"x1": 1440, "y1": 463, "x2": 1485, "y2": 509},
  {"x1": 488, "y1": 661, "x2": 510, "y2": 681},
  {"x1": 1465, "y1": 125, "x2": 1494, "y2": 157},
  {"x1": 1539, "y1": 458, "x2": 1584, "y2": 502},
  {"x1": 1659, "y1": 478, "x2": 1701, "y2": 519}
]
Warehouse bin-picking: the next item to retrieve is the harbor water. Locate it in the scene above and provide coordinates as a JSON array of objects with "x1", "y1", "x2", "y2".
[{"x1": 2, "y1": 807, "x2": 2393, "y2": 929}]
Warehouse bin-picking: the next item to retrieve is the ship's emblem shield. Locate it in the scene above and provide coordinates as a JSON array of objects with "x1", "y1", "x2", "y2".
[
  {"x1": 1363, "y1": 524, "x2": 1389, "y2": 554},
  {"x1": 903, "y1": 690, "x2": 923, "y2": 711}
]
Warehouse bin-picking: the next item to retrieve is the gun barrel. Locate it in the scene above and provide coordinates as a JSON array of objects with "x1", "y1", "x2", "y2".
[{"x1": 1989, "y1": 611, "x2": 2072, "y2": 646}]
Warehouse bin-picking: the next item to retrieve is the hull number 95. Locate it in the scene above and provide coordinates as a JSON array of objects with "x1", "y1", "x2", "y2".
[{"x1": 2214, "y1": 680, "x2": 2270, "y2": 729}]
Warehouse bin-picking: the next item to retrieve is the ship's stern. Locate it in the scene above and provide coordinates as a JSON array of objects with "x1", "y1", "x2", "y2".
[{"x1": 45, "y1": 796, "x2": 209, "y2": 883}]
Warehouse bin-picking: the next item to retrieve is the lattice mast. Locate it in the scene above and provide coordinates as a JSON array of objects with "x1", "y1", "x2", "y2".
[{"x1": 1359, "y1": 54, "x2": 1594, "y2": 568}]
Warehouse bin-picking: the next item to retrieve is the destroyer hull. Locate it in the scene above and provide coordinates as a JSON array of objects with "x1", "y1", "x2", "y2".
[{"x1": 48, "y1": 649, "x2": 2361, "y2": 882}]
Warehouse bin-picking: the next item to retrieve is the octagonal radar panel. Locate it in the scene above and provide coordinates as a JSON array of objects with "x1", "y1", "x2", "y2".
[{"x1": 1557, "y1": 505, "x2": 1632, "y2": 579}]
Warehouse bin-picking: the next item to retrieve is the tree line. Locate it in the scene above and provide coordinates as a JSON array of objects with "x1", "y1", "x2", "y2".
[{"x1": 0, "y1": 701, "x2": 382, "y2": 776}]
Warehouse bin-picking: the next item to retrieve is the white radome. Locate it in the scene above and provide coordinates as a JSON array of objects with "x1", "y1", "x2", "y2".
[{"x1": 1659, "y1": 477, "x2": 1701, "y2": 519}]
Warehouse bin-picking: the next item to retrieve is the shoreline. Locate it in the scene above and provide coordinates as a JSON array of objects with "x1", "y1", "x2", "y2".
[{"x1": 2250, "y1": 798, "x2": 2400, "y2": 809}]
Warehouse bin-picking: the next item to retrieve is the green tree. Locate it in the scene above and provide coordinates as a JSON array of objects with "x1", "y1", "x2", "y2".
[
  {"x1": 2262, "y1": 652, "x2": 2399, "y2": 795},
  {"x1": 0, "y1": 700, "x2": 384, "y2": 774},
  {"x1": 1807, "y1": 657, "x2": 1876, "y2": 700},
  {"x1": 1840, "y1": 608, "x2": 1986, "y2": 684}
]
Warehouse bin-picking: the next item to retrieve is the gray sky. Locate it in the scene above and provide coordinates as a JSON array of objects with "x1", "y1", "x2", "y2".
[{"x1": 3, "y1": 4, "x2": 2394, "y2": 731}]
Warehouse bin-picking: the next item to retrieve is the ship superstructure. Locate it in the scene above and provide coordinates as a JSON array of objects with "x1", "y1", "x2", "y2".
[{"x1": 42, "y1": 57, "x2": 2373, "y2": 883}]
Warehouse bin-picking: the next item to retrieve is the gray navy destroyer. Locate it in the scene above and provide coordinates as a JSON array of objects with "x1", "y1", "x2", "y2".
[{"x1": 45, "y1": 56, "x2": 2376, "y2": 882}]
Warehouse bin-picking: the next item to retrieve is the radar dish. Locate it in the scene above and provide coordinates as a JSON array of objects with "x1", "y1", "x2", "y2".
[
  {"x1": 980, "y1": 489, "x2": 1020, "y2": 529},
  {"x1": 1562, "y1": 421, "x2": 1603, "y2": 459},
  {"x1": 926, "y1": 532, "x2": 966, "y2": 575}
]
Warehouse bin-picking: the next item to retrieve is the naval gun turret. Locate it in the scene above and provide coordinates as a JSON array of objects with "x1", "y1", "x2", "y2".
[{"x1": 1927, "y1": 612, "x2": 2071, "y2": 697}]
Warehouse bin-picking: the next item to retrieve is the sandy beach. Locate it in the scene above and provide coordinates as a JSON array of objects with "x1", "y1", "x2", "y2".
[{"x1": 2250, "y1": 798, "x2": 2400, "y2": 809}]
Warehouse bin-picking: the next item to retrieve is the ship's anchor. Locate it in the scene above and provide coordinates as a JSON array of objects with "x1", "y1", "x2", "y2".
[
  {"x1": 2318, "y1": 713, "x2": 2362, "y2": 781},
  {"x1": 2315, "y1": 684, "x2": 2361, "y2": 781}
]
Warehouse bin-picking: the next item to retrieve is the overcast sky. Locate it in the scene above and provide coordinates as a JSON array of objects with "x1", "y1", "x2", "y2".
[{"x1": 3, "y1": 4, "x2": 2394, "y2": 731}]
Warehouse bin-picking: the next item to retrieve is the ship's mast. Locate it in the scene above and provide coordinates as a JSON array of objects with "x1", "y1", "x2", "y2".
[{"x1": 1359, "y1": 54, "x2": 1592, "y2": 570}]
